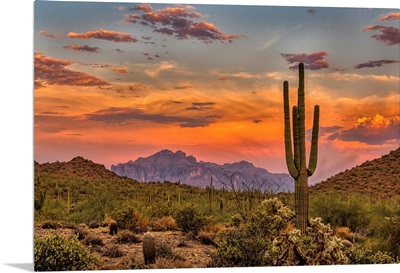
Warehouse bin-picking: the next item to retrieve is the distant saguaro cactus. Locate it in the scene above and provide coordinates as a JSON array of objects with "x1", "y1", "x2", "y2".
[
  {"x1": 283, "y1": 63, "x2": 320, "y2": 234},
  {"x1": 143, "y1": 232, "x2": 156, "y2": 264}
]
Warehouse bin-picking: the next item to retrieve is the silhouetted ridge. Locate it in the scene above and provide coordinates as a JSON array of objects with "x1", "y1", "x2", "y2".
[{"x1": 310, "y1": 148, "x2": 400, "y2": 199}]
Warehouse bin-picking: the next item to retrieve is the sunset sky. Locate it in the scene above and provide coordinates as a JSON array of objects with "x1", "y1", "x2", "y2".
[{"x1": 33, "y1": 0, "x2": 399, "y2": 184}]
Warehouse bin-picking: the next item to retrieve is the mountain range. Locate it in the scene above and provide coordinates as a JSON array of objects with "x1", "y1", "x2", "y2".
[{"x1": 111, "y1": 149, "x2": 294, "y2": 193}]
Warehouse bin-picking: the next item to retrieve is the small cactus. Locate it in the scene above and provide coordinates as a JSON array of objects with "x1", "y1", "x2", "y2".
[
  {"x1": 143, "y1": 232, "x2": 156, "y2": 264},
  {"x1": 109, "y1": 221, "x2": 118, "y2": 235}
]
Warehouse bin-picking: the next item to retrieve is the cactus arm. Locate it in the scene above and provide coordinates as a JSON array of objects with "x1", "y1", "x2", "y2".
[
  {"x1": 283, "y1": 81, "x2": 299, "y2": 179},
  {"x1": 307, "y1": 105, "x2": 320, "y2": 176},
  {"x1": 292, "y1": 106, "x2": 300, "y2": 170},
  {"x1": 297, "y1": 63, "x2": 307, "y2": 171}
]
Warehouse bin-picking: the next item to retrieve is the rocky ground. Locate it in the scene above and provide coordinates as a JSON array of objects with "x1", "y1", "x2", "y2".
[{"x1": 34, "y1": 222, "x2": 216, "y2": 270}]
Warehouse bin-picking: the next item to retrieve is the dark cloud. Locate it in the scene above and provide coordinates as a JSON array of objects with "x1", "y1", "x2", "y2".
[
  {"x1": 39, "y1": 30, "x2": 61, "y2": 39},
  {"x1": 34, "y1": 53, "x2": 109, "y2": 88},
  {"x1": 175, "y1": 85, "x2": 194, "y2": 90},
  {"x1": 127, "y1": 84, "x2": 146, "y2": 92},
  {"x1": 280, "y1": 51, "x2": 329, "y2": 70},
  {"x1": 68, "y1": 29, "x2": 137, "y2": 43},
  {"x1": 326, "y1": 115, "x2": 400, "y2": 145},
  {"x1": 364, "y1": 25, "x2": 400, "y2": 45},
  {"x1": 124, "y1": 4, "x2": 243, "y2": 43},
  {"x1": 85, "y1": 107, "x2": 219, "y2": 128},
  {"x1": 186, "y1": 102, "x2": 215, "y2": 111},
  {"x1": 354, "y1": 59, "x2": 400, "y2": 69},
  {"x1": 253, "y1": 119, "x2": 262, "y2": 123},
  {"x1": 219, "y1": 77, "x2": 228, "y2": 81},
  {"x1": 113, "y1": 49, "x2": 125, "y2": 53},
  {"x1": 63, "y1": 44, "x2": 100, "y2": 53},
  {"x1": 307, "y1": 9, "x2": 317, "y2": 15},
  {"x1": 379, "y1": 12, "x2": 400, "y2": 21},
  {"x1": 170, "y1": 100, "x2": 183, "y2": 104}
]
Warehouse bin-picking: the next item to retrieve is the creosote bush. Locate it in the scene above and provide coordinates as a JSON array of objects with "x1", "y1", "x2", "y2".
[
  {"x1": 175, "y1": 205, "x2": 207, "y2": 235},
  {"x1": 34, "y1": 232, "x2": 96, "y2": 271}
]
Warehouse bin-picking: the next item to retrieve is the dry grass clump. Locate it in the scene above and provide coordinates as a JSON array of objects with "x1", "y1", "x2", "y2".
[
  {"x1": 84, "y1": 235, "x2": 103, "y2": 246},
  {"x1": 151, "y1": 216, "x2": 178, "y2": 231},
  {"x1": 116, "y1": 230, "x2": 142, "y2": 244},
  {"x1": 102, "y1": 245, "x2": 124, "y2": 258},
  {"x1": 155, "y1": 257, "x2": 192, "y2": 269},
  {"x1": 197, "y1": 223, "x2": 226, "y2": 246}
]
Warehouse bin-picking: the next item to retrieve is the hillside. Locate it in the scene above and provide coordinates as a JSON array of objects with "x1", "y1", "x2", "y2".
[
  {"x1": 111, "y1": 149, "x2": 294, "y2": 193},
  {"x1": 35, "y1": 156, "x2": 132, "y2": 183},
  {"x1": 310, "y1": 148, "x2": 400, "y2": 199}
]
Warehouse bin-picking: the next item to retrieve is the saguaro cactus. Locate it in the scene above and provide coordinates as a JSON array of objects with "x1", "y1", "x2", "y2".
[{"x1": 283, "y1": 62, "x2": 319, "y2": 234}]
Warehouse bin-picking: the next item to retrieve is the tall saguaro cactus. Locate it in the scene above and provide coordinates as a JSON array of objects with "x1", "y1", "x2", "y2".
[{"x1": 283, "y1": 63, "x2": 320, "y2": 234}]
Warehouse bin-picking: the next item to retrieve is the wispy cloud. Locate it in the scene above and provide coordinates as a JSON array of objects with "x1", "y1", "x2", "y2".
[
  {"x1": 124, "y1": 4, "x2": 244, "y2": 43},
  {"x1": 85, "y1": 107, "x2": 219, "y2": 127},
  {"x1": 280, "y1": 51, "x2": 329, "y2": 70},
  {"x1": 354, "y1": 59, "x2": 400, "y2": 69},
  {"x1": 186, "y1": 102, "x2": 216, "y2": 111},
  {"x1": 34, "y1": 52, "x2": 109, "y2": 88},
  {"x1": 364, "y1": 25, "x2": 400, "y2": 45},
  {"x1": 111, "y1": 67, "x2": 128, "y2": 74},
  {"x1": 327, "y1": 114, "x2": 400, "y2": 145},
  {"x1": 379, "y1": 12, "x2": 400, "y2": 21},
  {"x1": 175, "y1": 85, "x2": 194, "y2": 90},
  {"x1": 63, "y1": 44, "x2": 100, "y2": 53},
  {"x1": 39, "y1": 30, "x2": 61, "y2": 39},
  {"x1": 67, "y1": 29, "x2": 137, "y2": 43}
]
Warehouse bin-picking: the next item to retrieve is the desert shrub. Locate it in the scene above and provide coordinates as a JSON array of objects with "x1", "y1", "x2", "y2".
[
  {"x1": 34, "y1": 232, "x2": 96, "y2": 271},
  {"x1": 151, "y1": 216, "x2": 177, "y2": 231},
  {"x1": 88, "y1": 221, "x2": 100, "y2": 229},
  {"x1": 347, "y1": 246, "x2": 396, "y2": 264},
  {"x1": 102, "y1": 245, "x2": 124, "y2": 258},
  {"x1": 111, "y1": 206, "x2": 149, "y2": 232},
  {"x1": 196, "y1": 223, "x2": 226, "y2": 246},
  {"x1": 210, "y1": 198, "x2": 294, "y2": 267},
  {"x1": 175, "y1": 205, "x2": 207, "y2": 235},
  {"x1": 73, "y1": 227, "x2": 88, "y2": 241},
  {"x1": 85, "y1": 235, "x2": 103, "y2": 246},
  {"x1": 41, "y1": 220, "x2": 62, "y2": 229},
  {"x1": 310, "y1": 193, "x2": 370, "y2": 231},
  {"x1": 116, "y1": 230, "x2": 142, "y2": 244}
]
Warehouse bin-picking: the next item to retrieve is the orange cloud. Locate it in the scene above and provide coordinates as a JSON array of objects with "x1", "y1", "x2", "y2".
[
  {"x1": 327, "y1": 114, "x2": 400, "y2": 145},
  {"x1": 39, "y1": 30, "x2": 61, "y2": 39},
  {"x1": 379, "y1": 12, "x2": 400, "y2": 21},
  {"x1": 112, "y1": 67, "x2": 128, "y2": 74},
  {"x1": 34, "y1": 52, "x2": 109, "y2": 88},
  {"x1": 67, "y1": 29, "x2": 137, "y2": 43}
]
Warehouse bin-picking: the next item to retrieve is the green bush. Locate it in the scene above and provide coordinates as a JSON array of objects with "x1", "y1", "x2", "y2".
[
  {"x1": 347, "y1": 247, "x2": 396, "y2": 264},
  {"x1": 110, "y1": 206, "x2": 149, "y2": 232},
  {"x1": 310, "y1": 193, "x2": 370, "y2": 231},
  {"x1": 175, "y1": 205, "x2": 207, "y2": 235},
  {"x1": 34, "y1": 232, "x2": 96, "y2": 271}
]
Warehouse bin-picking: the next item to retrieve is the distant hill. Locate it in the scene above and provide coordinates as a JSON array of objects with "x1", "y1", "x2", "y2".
[
  {"x1": 111, "y1": 149, "x2": 294, "y2": 193},
  {"x1": 34, "y1": 156, "x2": 130, "y2": 183},
  {"x1": 310, "y1": 148, "x2": 400, "y2": 199}
]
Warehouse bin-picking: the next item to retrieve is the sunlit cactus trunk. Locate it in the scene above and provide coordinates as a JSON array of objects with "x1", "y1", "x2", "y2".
[{"x1": 283, "y1": 63, "x2": 320, "y2": 234}]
